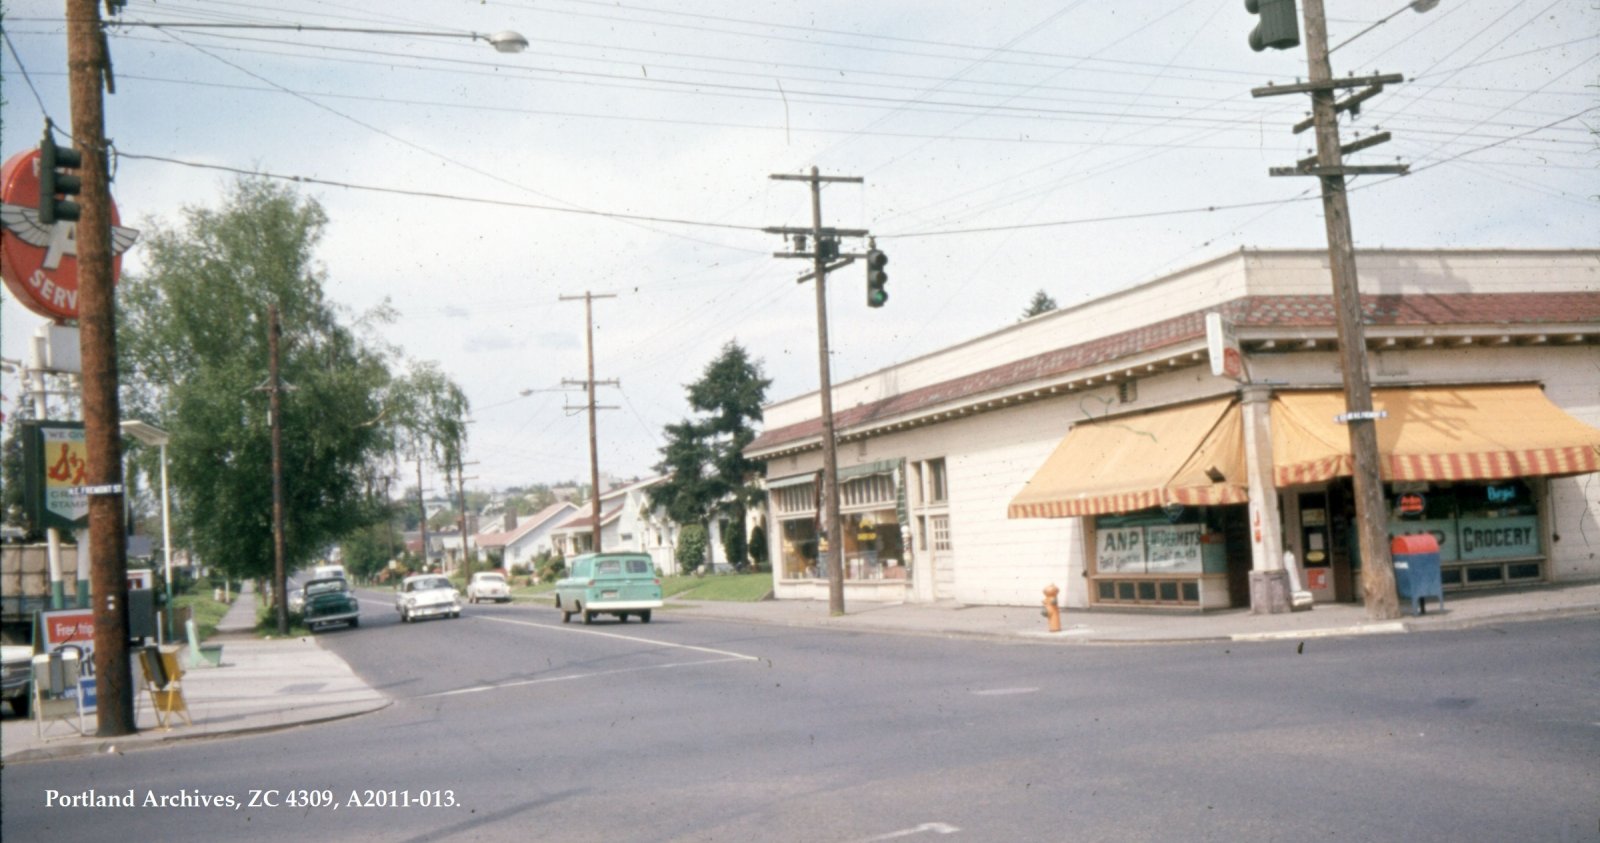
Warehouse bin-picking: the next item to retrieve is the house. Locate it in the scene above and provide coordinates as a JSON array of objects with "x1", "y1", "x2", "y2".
[
  {"x1": 746, "y1": 248, "x2": 1600, "y2": 611},
  {"x1": 474, "y1": 501, "x2": 580, "y2": 574},
  {"x1": 546, "y1": 476, "x2": 743, "y2": 576}
]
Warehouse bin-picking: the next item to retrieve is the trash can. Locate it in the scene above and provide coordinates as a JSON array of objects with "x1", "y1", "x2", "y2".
[{"x1": 1391, "y1": 534, "x2": 1445, "y2": 616}]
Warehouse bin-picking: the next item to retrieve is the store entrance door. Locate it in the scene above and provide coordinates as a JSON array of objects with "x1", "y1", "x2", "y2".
[{"x1": 1222, "y1": 505, "x2": 1251, "y2": 608}]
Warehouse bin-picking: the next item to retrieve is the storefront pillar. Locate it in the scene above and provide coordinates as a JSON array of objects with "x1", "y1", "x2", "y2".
[{"x1": 1242, "y1": 386, "x2": 1290, "y2": 613}]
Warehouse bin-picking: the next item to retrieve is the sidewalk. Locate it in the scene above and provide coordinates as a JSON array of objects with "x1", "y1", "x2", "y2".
[
  {"x1": 5, "y1": 579, "x2": 1594, "y2": 764},
  {"x1": 1, "y1": 582, "x2": 390, "y2": 764},
  {"x1": 665, "y1": 578, "x2": 1600, "y2": 644}
]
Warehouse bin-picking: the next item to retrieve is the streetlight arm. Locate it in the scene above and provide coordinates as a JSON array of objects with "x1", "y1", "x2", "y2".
[{"x1": 105, "y1": 21, "x2": 529, "y2": 53}]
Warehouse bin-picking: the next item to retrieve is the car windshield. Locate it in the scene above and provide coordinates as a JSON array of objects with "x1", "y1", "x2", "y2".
[
  {"x1": 475, "y1": 574, "x2": 505, "y2": 584},
  {"x1": 306, "y1": 581, "x2": 346, "y2": 595},
  {"x1": 411, "y1": 577, "x2": 451, "y2": 591}
]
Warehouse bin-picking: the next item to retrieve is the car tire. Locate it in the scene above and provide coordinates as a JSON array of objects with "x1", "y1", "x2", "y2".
[
  {"x1": 582, "y1": 607, "x2": 595, "y2": 625},
  {"x1": 618, "y1": 613, "x2": 629, "y2": 623},
  {"x1": 350, "y1": 617, "x2": 360, "y2": 628},
  {"x1": 561, "y1": 609, "x2": 572, "y2": 623},
  {"x1": 639, "y1": 610, "x2": 652, "y2": 623},
  {"x1": 400, "y1": 609, "x2": 409, "y2": 623},
  {"x1": 11, "y1": 694, "x2": 30, "y2": 718}
]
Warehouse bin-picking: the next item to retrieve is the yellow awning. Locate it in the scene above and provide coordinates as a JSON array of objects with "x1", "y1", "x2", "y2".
[
  {"x1": 1008, "y1": 398, "x2": 1248, "y2": 518},
  {"x1": 1272, "y1": 385, "x2": 1600, "y2": 486}
]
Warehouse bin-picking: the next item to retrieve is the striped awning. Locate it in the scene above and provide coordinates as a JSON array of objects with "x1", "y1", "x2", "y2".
[
  {"x1": 1008, "y1": 397, "x2": 1248, "y2": 518},
  {"x1": 1271, "y1": 385, "x2": 1600, "y2": 486}
]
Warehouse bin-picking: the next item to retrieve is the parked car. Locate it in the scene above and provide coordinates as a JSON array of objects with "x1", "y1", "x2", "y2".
[
  {"x1": 396, "y1": 574, "x2": 460, "y2": 623},
  {"x1": 466, "y1": 571, "x2": 511, "y2": 604},
  {"x1": 287, "y1": 587, "x2": 306, "y2": 615},
  {"x1": 311, "y1": 563, "x2": 347, "y2": 581},
  {"x1": 1, "y1": 644, "x2": 31, "y2": 717},
  {"x1": 302, "y1": 577, "x2": 360, "y2": 631},
  {"x1": 554, "y1": 553, "x2": 663, "y2": 624}
]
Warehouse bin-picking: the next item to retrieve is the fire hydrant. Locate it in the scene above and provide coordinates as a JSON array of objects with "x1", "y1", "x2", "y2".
[{"x1": 1042, "y1": 584, "x2": 1062, "y2": 633}]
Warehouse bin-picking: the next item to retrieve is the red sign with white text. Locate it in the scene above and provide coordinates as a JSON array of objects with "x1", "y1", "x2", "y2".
[{"x1": 0, "y1": 148, "x2": 136, "y2": 321}]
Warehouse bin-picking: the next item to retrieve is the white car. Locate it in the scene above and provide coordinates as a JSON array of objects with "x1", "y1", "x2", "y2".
[
  {"x1": 287, "y1": 587, "x2": 306, "y2": 615},
  {"x1": 396, "y1": 574, "x2": 460, "y2": 623},
  {"x1": 466, "y1": 572, "x2": 511, "y2": 604}
]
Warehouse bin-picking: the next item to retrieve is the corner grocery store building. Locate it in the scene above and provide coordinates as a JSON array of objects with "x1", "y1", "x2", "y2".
[{"x1": 747, "y1": 249, "x2": 1600, "y2": 611}]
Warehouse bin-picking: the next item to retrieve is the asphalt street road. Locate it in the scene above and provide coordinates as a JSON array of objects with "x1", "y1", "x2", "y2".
[{"x1": 3, "y1": 589, "x2": 1597, "y2": 842}]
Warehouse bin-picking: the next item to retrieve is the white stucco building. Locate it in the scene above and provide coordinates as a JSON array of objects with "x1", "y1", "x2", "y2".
[{"x1": 747, "y1": 249, "x2": 1600, "y2": 611}]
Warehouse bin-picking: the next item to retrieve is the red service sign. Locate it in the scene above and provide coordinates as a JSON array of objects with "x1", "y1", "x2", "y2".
[{"x1": 0, "y1": 148, "x2": 137, "y2": 321}]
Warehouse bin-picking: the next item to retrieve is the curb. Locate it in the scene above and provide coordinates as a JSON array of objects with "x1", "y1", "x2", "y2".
[{"x1": 1, "y1": 699, "x2": 393, "y2": 766}]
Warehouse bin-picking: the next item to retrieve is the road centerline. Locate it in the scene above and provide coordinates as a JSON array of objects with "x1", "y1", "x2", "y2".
[{"x1": 480, "y1": 614, "x2": 762, "y2": 661}]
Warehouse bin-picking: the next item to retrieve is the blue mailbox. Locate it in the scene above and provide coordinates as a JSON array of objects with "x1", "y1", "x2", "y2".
[{"x1": 1391, "y1": 534, "x2": 1445, "y2": 615}]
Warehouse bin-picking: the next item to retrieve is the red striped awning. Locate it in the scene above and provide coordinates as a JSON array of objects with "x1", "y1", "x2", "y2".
[
  {"x1": 1008, "y1": 398, "x2": 1248, "y2": 519},
  {"x1": 1271, "y1": 385, "x2": 1600, "y2": 486}
]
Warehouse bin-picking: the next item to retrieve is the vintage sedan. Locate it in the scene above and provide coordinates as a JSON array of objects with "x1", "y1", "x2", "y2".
[
  {"x1": 2, "y1": 644, "x2": 31, "y2": 717},
  {"x1": 466, "y1": 571, "x2": 511, "y2": 603},
  {"x1": 554, "y1": 553, "x2": 663, "y2": 624},
  {"x1": 302, "y1": 577, "x2": 360, "y2": 631},
  {"x1": 396, "y1": 574, "x2": 461, "y2": 623}
]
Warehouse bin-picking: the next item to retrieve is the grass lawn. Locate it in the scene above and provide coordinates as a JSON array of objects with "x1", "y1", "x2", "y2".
[{"x1": 661, "y1": 573, "x2": 772, "y2": 602}]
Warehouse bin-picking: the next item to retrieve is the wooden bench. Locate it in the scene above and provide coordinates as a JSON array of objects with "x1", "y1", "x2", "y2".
[{"x1": 184, "y1": 619, "x2": 224, "y2": 668}]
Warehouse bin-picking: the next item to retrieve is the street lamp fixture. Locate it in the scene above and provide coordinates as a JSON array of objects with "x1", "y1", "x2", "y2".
[{"x1": 105, "y1": 21, "x2": 530, "y2": 53}]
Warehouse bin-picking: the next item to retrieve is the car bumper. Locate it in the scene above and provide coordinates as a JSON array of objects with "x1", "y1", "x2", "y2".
[
  {"x1": 406, "y1": 603, "x2": 458, "y2": 618},
  {"x1": 307, "y1": 610, "x2": 358, "y2": 625},
  {"x1": 584, "y1": 599, "x2": 664, "y2": 611}
]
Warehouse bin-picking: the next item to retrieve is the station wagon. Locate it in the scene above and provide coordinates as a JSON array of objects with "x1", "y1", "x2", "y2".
[{"x1": 554, "y1": 553, "x2": 663, "y2": 624}]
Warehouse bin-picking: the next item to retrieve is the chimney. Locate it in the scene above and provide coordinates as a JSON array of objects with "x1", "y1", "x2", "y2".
[{"x1": 503, "y1": 512, "x2": 517, "y2": 531}]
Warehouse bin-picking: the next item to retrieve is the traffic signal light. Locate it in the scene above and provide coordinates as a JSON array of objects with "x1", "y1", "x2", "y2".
[
  {"x1": 38, "y1": 128, "x2": 83, "y2": 225},
  {"x1": 865, "y1": 248, "x2": 888, "y2": 308},
  {"x1": 1246, "y1": 0, "x2": 1300, "y2": 52}
]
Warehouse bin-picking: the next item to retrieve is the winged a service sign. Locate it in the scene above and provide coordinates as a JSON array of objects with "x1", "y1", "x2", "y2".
[{"x1": 0, "y1": 148, "x2": 139, "y2": 321}]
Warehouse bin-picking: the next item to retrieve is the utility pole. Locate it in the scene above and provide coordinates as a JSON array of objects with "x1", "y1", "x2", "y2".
[
  {"x1": 560, "y1": 292, "x2": 618, "y2": 554},
  {"x1": 415, "y1": 454, "x2": 429, "y2": 571},
  {"x1": 455, "y1": 459, "x2": 478, "y2": 579},
  {"x1": 766, "y1": 168, "x2": 868, "y2": 617},
  {"x1": 66, "y1": 0, "x2": 134, "y2": 736},
  {"x1": 268, "y1": 304, "x2": 289, "y2": 636},
  {"x1": 1251, "y1": 0, "x2": 1405, "y2": 620}
]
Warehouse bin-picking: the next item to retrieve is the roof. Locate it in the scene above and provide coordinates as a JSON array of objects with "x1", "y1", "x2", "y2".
[
  {"x1": 748, "y1": 291, "x2": 1600, "y2": 457},
  {"x1": 552, "y1": 503, "x2": 625, "y2": 533},
  {"x1": 475, "y1": 501, "x2": 579, "y2": 548}
]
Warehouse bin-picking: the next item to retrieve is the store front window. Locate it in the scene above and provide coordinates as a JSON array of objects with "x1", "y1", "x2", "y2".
[
  {"x1": 773, "y1": 469, "x2": 909, "y2": 581},
  {"x1": 1388, "y1": 479, "x2": 1542, "y2": 588},
  {"x1": 1090, "y1": 507, "x2": 1230, "y2": 607}
]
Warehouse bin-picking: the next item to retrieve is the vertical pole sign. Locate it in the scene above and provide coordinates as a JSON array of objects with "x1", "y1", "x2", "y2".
[{"x1": 1206, "y1": 312, "x2": 1247, "y2": 382}]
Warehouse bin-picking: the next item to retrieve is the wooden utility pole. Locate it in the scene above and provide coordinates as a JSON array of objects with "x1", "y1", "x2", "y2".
[
  {"x1": 560, "y1": 292, "x2": 618, "y2": 554},
  {"x1": 67, "y1": 0, "x2": 135, "y2": 736},
  {"x1": 455, "y1": 459, "x2": 476, "y2": 578},
  {"x1": 415, "y1": 454, "x2": 429, "y2": 570},
  {"x1": 1252, "y1": 0, "x2": 1404, "y2": 620},
  {"x1": 766, "y1": 168, "x2": 867, "y2": 617},
  {"x1": 268, "y1": 304, "x2": 289, "y2": 635}
]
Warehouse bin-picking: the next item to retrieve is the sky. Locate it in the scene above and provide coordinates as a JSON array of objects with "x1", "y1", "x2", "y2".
[{"x1": 2, "y1": 0, "x2": 1596, "y2": 500}]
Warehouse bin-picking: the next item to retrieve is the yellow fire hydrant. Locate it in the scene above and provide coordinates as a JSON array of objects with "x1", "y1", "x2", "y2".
[{"x1": 1043, "y1": 584, "x2": 1062, "y2": 633}]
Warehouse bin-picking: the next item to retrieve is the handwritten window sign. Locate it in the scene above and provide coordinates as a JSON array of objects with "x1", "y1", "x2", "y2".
[
  {"x1": 1145, "y1": 524, "x2": 1203, "y2": 573},
  {"x1": 1098, "y1": 527, "x2": 1145, "y2": 573}
]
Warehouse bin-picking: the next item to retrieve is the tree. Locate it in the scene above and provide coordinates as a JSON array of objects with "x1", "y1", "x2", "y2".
[
  {"x1": 1022, "y1": 290, "x2": 1058, "y2": 320},
  {"x1": 649, "y1": 342, "x2": 770, "y2": 570},
  {"x1": 676, "y1": 524, "x2": 708, "y2": 575},
  {"x1": 117, "y1": 177, "x2": 393, "y2": 583}
]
